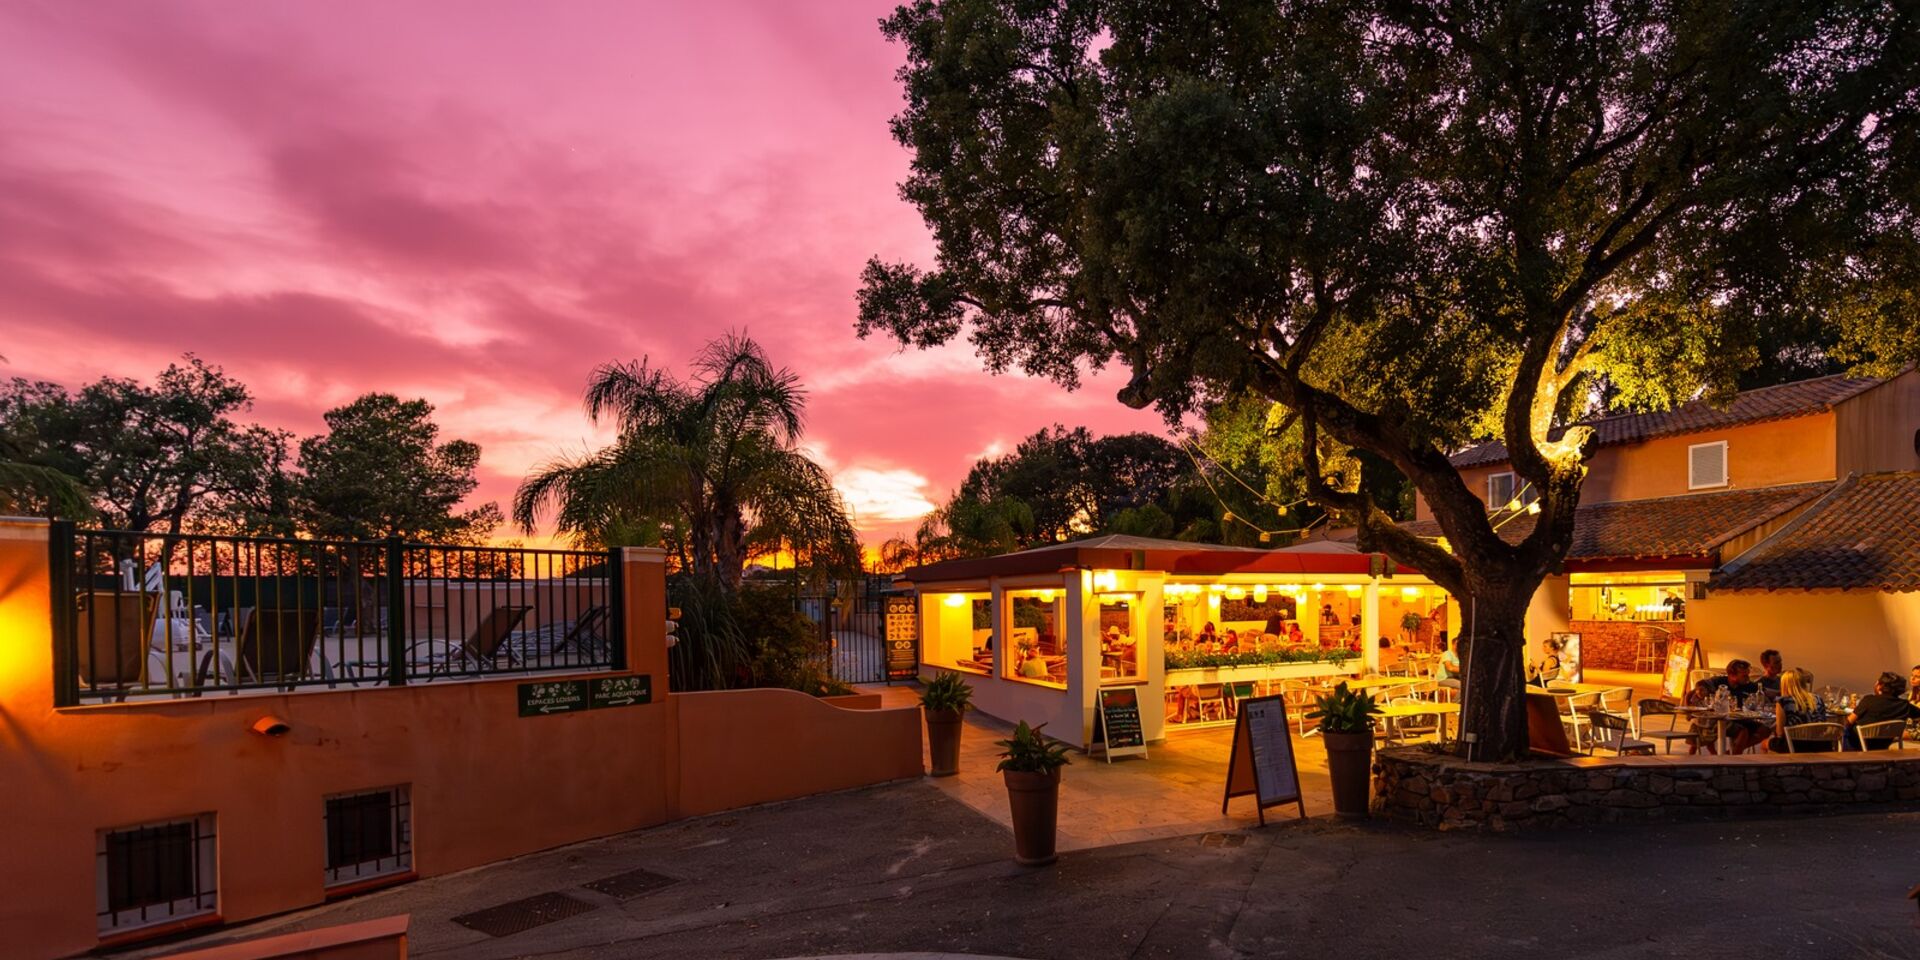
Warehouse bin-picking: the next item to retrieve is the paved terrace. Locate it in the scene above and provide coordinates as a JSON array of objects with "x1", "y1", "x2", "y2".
[{"x1": 130, "y1": 778, "x2": 1920, "y2": 960}]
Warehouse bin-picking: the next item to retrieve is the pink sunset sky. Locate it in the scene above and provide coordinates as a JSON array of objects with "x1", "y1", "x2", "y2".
[{"x1": 0, "y1": 0, "x2": 1166, "y2": 545}]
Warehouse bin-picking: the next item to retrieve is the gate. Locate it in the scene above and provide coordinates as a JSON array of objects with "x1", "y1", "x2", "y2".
[{"x1": 793, "y1": 576, "x2": 904, "y2": 685}]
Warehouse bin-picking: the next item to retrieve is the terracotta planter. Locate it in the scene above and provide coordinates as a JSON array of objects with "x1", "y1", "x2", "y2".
[
  {"x1": 1322, "y1": 729, "x2": 1375, "y2": 818},
  {"x1": 924, "y1": 708, "x2": 964, "y2": 777},
  {"x1": 1003, "y1": 767, "x2": 1062, "y2": 865}
]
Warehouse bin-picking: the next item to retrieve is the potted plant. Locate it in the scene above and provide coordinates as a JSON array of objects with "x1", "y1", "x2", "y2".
[
  {"x1": 919, "y1": 671, "x2": 973, "y2": 777},
  {"x1": 996, "y1": 720, "x2": 1071, "y2": 865},
  {"x1": 1399, "y1": 611, "x2": 1425, "y2": 647},
  {"x1": 1307, "y1": 682, "x2": 1381, "y2": 818}
]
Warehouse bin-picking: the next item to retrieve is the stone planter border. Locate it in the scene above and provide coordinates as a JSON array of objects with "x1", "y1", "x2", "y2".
[{"x1": 1373, "y1": 746, "x2": 1920, "y2": 832}]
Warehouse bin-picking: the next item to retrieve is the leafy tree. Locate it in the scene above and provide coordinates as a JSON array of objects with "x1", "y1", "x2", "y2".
[
  {"x1": 514, "y1": 334, "x2": 861, "y2": 588},
  {"x1": 0, "y1": 357, "x2": 288, "y2": 537},
  {"x1": 0, "y1": 380, "x2": 91, "y2": 518},
  {"x1": 951, "y1": 425, "x2": 1185, "y2": 546},
  {"x1": 297, "y1": 393, "x2": 501, "y2": 543},
  {"x1": 860, "y1": 0, "x2": 1920, "y2": 759}
]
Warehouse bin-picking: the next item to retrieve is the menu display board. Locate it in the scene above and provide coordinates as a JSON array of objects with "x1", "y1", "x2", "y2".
[
  {"x1": 1663, "y1": 637, "x2": 1700, "y2": 699},
  {"x1": 883, "y1": 596, "x2": 920, "y2": 681},
  {"x1": 1222, "y1": 694, "x2": 1306, "y2": 824},
  {"x1": 1091, "y1": 686, "x2": 1148, "y2": 761}
]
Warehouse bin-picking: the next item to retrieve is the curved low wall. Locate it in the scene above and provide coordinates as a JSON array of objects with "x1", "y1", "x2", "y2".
[
  {"x1": 675, "y1": 688, "x2": 924, "y2": 817},
  {"x1": 1374, "y1": 746, "x2": 1920, "y2": 831}
]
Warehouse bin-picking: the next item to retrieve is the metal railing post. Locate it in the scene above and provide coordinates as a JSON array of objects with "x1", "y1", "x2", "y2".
[
  {"x1": 607, "y1": 547, "x2": 627, "y2": 672},
  {"x1": 50, "y1": 520, "x2": 78, "y2": 708},
  {"x1": 385, "y1": 536, "x2": 407, "y2": 686}
]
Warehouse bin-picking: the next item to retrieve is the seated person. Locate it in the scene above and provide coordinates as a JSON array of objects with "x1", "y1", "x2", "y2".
[
  {"x1": 1199, "y1": 622, "x2": 1219, "y2": 643},
  {"x1": 1286, "y1": 622, "x2": 1306, "y2": 645},
  {"x1": 1221, "y1": 629, "x2": 1240, "y2": 653},
  {"x1": 1435, "y1": 637, "x2": 1461, "y2": 683},
  {"x1": 1768, "y1": 667, "x2": 1830, "y2": 753},
  {"x1": 1702, "y1": 660, "x2": 1767, "y2": 753},
  {"x1": 1685, "y1": 679, "x2": 1719, "y2": 754},
  {"x1": 1756, "y1": 649, "x2": 1784, "y2": 695},
  {"x1": 1845, "y1": 671, "x2": 1920, "y2": 749},
  {"x1": 1320, "y1": 603, "x2": 1338, "y2": 626},
  {"x1": 1016, "y1": 651, "x2": 1050, "y2": 680}
]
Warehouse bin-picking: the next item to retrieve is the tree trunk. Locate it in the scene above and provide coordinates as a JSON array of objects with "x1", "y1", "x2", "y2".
[{"x1": 1455, "y1": 582, "x2": 1535, "y2": 763}]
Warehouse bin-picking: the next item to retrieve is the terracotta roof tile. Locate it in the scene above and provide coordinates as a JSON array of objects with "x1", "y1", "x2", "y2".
[
  {"x1": 1450, "y1": 375, "x2": 1882, "y2": 468},
  {"x1": 1399, "y1": 483, "x2": 1830, "y2": 565},
  {"x1": 1711, "y1": 473, "x2": 1920, "y2": 592}
]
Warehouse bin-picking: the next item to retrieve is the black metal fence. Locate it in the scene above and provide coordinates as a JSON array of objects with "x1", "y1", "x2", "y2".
[
  {"x1": 51, "y1": 522, "x2": 623, "y2": 705},
  {"x1": 792, "y1": 576, "x2": 900, "y2": 685}
]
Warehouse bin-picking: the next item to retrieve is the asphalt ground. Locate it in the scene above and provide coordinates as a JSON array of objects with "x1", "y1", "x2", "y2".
[{"x1": 129, "y1": 778, "x2": 1920, "y2": 960}]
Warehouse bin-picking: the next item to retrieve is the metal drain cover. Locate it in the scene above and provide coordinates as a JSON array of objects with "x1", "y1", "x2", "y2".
[
  {"x1": 583, "y1": 867, "x2": 679, "y2": 901},
  {"x1": 1199, "y1": 832, "x2": 1247, "y2": 848},
  {"x1": 452, "y1": 891, "x2": 596, "y2": 937}
]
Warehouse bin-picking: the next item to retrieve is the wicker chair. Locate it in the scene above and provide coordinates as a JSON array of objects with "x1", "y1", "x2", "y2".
[
  {"x1": 1783, "y1": 722, "x2": 1844, "y2": 753},
  {"x1": 1855, "y1": 720, "x2": 1909, "y2": 751}
]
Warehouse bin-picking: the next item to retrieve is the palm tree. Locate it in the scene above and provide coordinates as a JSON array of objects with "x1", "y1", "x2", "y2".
[
  {"x1": 905, "y1": 495, "x2": 1035, "y2": 562},
  {"x1": 0, "y1": 434, "x2": 90, "y2": 518},
  {"x1": 514, "y1": 334, "x2": 861, "y2": 589}
]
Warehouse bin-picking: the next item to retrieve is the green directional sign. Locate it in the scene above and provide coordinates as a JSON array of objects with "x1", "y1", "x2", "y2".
[
  {"x1": 590, "y1": 674, "x2": 652, "y2": 709},
  {"x1": 517, "y1": 680, "x2": 588, "y2": 717}
]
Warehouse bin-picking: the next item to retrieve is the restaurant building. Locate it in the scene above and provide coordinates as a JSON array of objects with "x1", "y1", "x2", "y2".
[
  {"x1": 897, "y1": 535, "x2": 1453, "y2": 745},
  {"x1": 1396, "y1": 369, "x2": 1920, "y2": 688}
]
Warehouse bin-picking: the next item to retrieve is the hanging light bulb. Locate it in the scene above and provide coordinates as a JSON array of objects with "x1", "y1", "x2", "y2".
[
  {"x1": 1226, "y1": 586, "x2": 1247, "y2": 600},
  {"x1": 1310, "y1": 582, "x2": 1326, "y2": 593},
  {"x1": 1039, "y1": 589, "x2": 1055, "y2": 602},
  {"x1": 1258, "y1": 531, "x2": 1272, "y2": 543},
  {"x1": 1252, "y1": 584, "x2": 1268, "y2": 603},
  {"x1": 1527, "y1": 501, "x2": 1542, "y2": 515}
]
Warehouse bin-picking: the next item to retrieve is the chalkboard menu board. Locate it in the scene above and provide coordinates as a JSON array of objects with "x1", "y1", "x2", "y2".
[
  {"x1": 1092, "y1": 686, "x2": 1148, "y2": 761},
  {"x1": 1222, "y1": 694, "x2": 1306, "y2": 824},
  {"x1": 883, "y1": 596, "x2": 920, "y2": 681}
]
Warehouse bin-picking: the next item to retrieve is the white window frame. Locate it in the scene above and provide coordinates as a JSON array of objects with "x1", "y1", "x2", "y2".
[
  {"x1": 96, "y1": 814, "x2": 218, "y2": 933},
  {"x1": 1687, "y1": 440, "x2": 1729, "y2": 490},
  {"x1": 324, "y1": 785, "x2": 413, "y2": 887},
  {"x1": 1486, "y1": 471, "x2": 1516, "y2": 509}
]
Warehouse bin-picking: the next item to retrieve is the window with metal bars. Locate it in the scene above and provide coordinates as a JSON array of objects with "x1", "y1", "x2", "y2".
[
  {"x1": 96, "y1": 815, "x2": 217, "y2": 932},
  {"x1": 324, "y1": 786, "x2": 412, "y2": 887}
]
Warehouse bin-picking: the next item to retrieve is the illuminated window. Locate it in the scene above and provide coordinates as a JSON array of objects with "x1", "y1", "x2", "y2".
[
  {"x1": 1004, "y1": 591, "x2": 1065, "y2": 687},
  {"x1": 929, "y1": 593, "x2": 994, "y2": 673},
  {"x1": 97, "y1": 815, "x2": 217, "y2": 933},
  {"x1": 1097, "y1": 594, "x2": 1141, "y2": 682},
  {"x1": 325, "y1": 786, "x2": 412, "y2": 887}
]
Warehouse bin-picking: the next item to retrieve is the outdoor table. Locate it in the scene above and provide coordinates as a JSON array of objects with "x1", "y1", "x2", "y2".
[
  {"x1": 1377, "y1": 700, "x2": 1461, "y2": 744},
  {"x1": 1347, "y1": 676, "x2": 1419, "y2": 692},
  {"x1": 1675, "y1": 706, "x2": 1772, "y2": 754}
]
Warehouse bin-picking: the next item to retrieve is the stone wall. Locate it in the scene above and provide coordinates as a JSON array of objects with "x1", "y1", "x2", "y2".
[{"x1": 1374, "y1": 746, "x2": 1920, "y2": 831}]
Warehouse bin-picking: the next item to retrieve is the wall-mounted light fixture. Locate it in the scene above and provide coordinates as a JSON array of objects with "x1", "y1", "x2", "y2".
[{"x1": 250, "y1": 715, "x2": 290, "y2": 738}]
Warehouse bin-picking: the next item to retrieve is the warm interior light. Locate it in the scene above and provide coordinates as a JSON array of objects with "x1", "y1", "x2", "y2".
[
  {"x1": 1225, "y1": 586, "x2": 1247, "y2": 600},
  {"x1": 943, "y1": 594, "x2": 966, "y2": 607},
  {"x1": 1401, "y1": 586, "x2": 1423, "y2": 599},
  {"x1": 1344, "y1": 584, "x2": 1362, "y2": 596},
  {"x1": 1208, "y1": 584, "x2": 1226, "y2": 593},
  {"x1": 1092, "y1": 571, "x2": 1119, "y2": 591},
  {"x1": 1252, "y1": 585, "x2": 1268, "y2": 603},
  {"x1": 1310, "y1": 582, "x2": 1326, "y2": 592}
]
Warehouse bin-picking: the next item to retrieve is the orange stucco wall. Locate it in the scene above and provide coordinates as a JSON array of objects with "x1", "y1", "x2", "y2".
[
  {"x1": 0, "y1": 523, "x2": 921, "y2": 959},
  {"x1": 1418, "y1": 412, "x2": 1841, "y2": 519},
  {"x1": 154, "y1": 914, "x2": 408, "y2": 960}
]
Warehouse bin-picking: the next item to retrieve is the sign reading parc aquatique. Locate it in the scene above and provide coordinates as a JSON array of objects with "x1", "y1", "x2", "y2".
[{"x1": 518, "y1": 674, "x2": 653, "y2": 717}]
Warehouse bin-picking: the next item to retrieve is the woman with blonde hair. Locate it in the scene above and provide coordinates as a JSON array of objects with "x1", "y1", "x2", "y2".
[{"x1": 1769, "y1": 668, "x2": 1831, "y2": 753}]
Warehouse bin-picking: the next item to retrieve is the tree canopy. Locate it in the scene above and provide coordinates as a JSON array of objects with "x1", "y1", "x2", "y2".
[
  {"x1": 860, "y1": 0, "x2": 1920, "y2": 759},
  {"x1": 297, "y1": 393, "x2": 501, "y2": 543}
]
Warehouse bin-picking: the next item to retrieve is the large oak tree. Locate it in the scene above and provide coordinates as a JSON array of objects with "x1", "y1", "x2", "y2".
[{"x1": 858, "y1": 0, "x2": 1920, "y2": 759}]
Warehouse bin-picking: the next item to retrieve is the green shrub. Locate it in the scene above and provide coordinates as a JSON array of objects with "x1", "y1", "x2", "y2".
[
  {"x1": 995, "y1": 721, "x2": 1071, "y2": 773},
  {"x1": 920, "y1": 670, "x2": 974, "y2": 712}
]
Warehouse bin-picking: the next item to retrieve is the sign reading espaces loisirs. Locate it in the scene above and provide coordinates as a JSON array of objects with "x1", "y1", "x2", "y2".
[{"x1": 517, "y1": 675, "x2": 653, "y2": 717}]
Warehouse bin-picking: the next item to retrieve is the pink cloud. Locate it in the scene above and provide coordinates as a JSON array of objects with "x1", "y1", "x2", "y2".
[{"x1": 0, "y1": 0, "x2": 1166, "y2": 543}]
